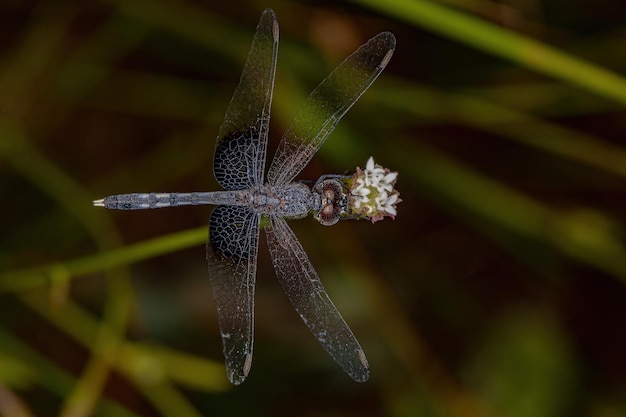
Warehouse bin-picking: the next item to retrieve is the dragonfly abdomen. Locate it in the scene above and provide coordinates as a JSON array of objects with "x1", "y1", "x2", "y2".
[{"x1": 94, "y1": 192, "x2": 242, "y2": 210}]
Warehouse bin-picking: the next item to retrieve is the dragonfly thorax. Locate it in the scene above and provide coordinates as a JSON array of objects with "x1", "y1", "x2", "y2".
[{"x1": 249, "y1": 183, "x2": 317, "y2": 219}]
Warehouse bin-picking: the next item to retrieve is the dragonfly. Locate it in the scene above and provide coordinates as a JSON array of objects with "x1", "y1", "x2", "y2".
[{"x1": 94, "y1": 9, "x2": 398, "y2": 384}]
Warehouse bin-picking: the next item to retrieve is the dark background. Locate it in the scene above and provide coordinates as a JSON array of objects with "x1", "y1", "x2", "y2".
[{"x1": 1, "y1": 0, "x2": 626, "y2": 416}]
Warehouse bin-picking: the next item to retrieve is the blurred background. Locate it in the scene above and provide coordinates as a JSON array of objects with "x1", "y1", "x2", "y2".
[{"x1": 1, "y1": 0, "x2": 626, "y2": 416}]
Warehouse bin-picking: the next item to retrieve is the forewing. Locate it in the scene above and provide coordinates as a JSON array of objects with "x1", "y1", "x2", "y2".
[
  {"x1": 214, "y1": 9, "x2": 279, "y2": 190},
  {"x1": 207, "y1": 205, "x2": 260, "y2": 384},
  {"x1": 265, "y1": 216, "x2": 369, "y2": 382},
  {"x1": 267, "y1": 31, "x2": 396, "y2": 186}
]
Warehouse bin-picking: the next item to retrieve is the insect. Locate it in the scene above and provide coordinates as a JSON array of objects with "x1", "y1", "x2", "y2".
[{"x1": 94, "y1": 9, "x2": 398, "y2": 384}]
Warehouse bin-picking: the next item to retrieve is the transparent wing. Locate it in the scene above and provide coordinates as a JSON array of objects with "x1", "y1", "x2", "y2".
[
  {"x1": 207, "y1": 205, "x2": 260, "y2": 384},
  {"x1": 267, "y1": 31, "x2": 395, "y2": 186},
  {"x1": 265, "y1": 216, "x2": 369, "y2": 382},
  {"x1": 214, "y1": 9, "x2": 279, "y2": 190}
]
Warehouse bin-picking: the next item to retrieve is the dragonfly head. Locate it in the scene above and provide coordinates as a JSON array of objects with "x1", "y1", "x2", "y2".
[{"x1": 313, "y1": 179, "x2": 349, "y2": 226}]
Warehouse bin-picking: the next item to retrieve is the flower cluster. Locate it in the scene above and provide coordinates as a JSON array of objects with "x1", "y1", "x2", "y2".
[{"x1": 348, "y1": 157, "x2": 400, "y2": 223}]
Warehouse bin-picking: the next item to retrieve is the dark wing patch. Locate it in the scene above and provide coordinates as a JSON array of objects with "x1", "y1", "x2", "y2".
[{"x1": 214, "y1": 127, "x2": 258, "y2": 191}]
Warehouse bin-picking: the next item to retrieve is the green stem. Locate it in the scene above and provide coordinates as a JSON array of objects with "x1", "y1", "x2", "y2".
[{"x1": 353, "y1": 0, "x2": 626, "y2": 104}]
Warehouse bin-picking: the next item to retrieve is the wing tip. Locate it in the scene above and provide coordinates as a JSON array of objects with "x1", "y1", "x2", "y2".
[
  {"x1": 260, "y1": 8, "x2": 278, "y2": 35},
  {"x1": 227, "y1": 353, "x2": 253, "y2": 385},
  {"x1": 352, "y1": 347, "x2": 370, "y2": 382},
  {"x1": 261, "y1": 7, "x2": 275, "y2": 16},
  {"x1": 378, "y1": 31, "x2": 396, "y2": 63},
  {"x1": 372, "y1": 31, "x2": 396, "y2": 49}
]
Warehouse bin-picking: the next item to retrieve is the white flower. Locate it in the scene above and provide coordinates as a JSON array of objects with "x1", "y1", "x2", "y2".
[
  {"x1": 347, "y1": 157, "x2": 400, "y2": 223},
  {"x1": 377, "y1": 192, "x2": 399, "y2": 216},
  {"x1": 351, "y1": 184, "x2": 372, "y2": 213}
]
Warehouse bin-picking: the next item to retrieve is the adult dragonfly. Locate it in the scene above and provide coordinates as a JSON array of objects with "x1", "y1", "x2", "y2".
[{"x1": 94, "y1": 9, "x2": 398, "y2": 384}]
